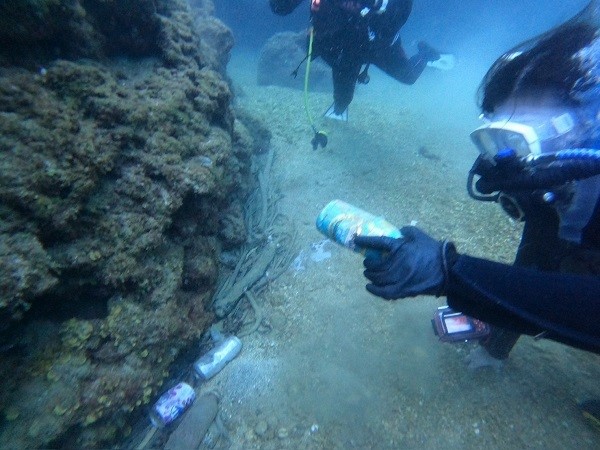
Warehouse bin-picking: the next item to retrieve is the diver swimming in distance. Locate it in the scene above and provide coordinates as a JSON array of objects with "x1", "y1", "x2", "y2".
[{"x1": 269, "y1": 0, "x2": 454, "y2": 121}]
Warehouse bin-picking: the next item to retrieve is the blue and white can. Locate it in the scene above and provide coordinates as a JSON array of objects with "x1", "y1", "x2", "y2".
[
  {"x1": 316, "y1": 200, "x2": 401, "y2": 258},
  {"x1": 149, "y1": 382, "x2": 196, "y2": 427}
]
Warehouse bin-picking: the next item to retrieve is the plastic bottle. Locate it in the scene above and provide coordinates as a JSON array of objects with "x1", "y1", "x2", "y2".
[
  {"x1": 149, "y1": 382, "x2": 196, "y2": 428},
  {"x1": 193, "y1": 335, "x2": 242, "y2": 381},
  {"x1": 316, "y1": 199, "x2": 402, "y2": 258}
]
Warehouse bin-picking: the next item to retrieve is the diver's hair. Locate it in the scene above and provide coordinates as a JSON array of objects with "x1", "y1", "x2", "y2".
[{"x1": 478, "y1": 3, "x2": 598, "y2": 114}]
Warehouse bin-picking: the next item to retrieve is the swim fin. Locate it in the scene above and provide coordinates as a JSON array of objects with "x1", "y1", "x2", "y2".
[
  {"x1": 427, "y1": 53, "x2": 456, "y2": 71},
  {"x1": 324, "y1": 104, "x2": 348, "y2": 121}
]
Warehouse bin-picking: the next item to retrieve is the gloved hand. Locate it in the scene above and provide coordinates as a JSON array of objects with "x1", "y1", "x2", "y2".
[{"x1": 354, "y1": 226, "x2": 456, "y2": 299}]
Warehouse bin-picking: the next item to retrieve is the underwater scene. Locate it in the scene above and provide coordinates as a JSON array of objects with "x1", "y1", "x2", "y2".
[{"x1": 0, "y1": 0, "x2": 599, "y2": 448}]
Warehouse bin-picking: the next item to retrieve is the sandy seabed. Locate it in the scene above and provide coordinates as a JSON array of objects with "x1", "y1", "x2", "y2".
[{"x1": 194, "y1": 50, "x2": 600, "y2": 450}]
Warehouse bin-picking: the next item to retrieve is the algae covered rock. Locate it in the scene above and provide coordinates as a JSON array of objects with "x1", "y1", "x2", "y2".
[
  {"x1": 0, "y1": 0, "x2": 214, "y2": 69},
  {"x1": 0, "y1": 0, "x2": 268, "y2": 448},
  {"x1": 0, "y1": 230, "x2": 58, "y2": 324}
]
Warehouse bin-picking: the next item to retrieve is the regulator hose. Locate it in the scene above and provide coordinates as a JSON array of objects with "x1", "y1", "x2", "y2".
[
  {"x1": 470, "y1": 149, "x2": 600, "y2": 197},
  {"x1": 304, "y1": 26, "x2": 328, "y2": 150}
]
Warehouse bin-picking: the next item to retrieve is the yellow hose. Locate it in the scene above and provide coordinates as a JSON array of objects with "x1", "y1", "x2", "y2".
[
  {"x1": 303, "y1": 26, "x2": 317, "y2": 131},
  {"x1": 302, "y1": 26, "x2": 328, "y2": 149}
]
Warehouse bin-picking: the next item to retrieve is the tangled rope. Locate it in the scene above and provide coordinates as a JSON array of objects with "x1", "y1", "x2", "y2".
[{"x1": 212, "y1": 147, "x2": 296, "y2": 334}]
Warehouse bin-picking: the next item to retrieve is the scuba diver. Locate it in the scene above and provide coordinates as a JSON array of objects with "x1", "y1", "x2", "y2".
[
  {"x1": 354, "y1": 0, "x2": 600, "y2": 427},
  {"x1": 269, "y1": 0, "x2": 452, "y2": 120}
]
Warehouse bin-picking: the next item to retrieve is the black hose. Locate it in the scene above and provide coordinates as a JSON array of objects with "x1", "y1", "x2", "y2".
[{"x1": 475, "y1": 159, "x2": 600, "y2": 194}]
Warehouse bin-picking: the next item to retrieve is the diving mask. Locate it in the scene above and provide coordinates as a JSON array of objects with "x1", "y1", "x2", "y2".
[{"x1": 470, "y1": 110, "x2": 580, "y2": 162}]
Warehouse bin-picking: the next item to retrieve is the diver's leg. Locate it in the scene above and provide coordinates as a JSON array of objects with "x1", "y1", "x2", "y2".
[
  {"x1": 372, "y1": 39, "x2": 443, "y2": 85},
  {"x1": 371, "y1": 39, "x2": 428, "y2": 85},
  {"x1": 331, "y1": 64, "x2": 361, "y2": 114}
]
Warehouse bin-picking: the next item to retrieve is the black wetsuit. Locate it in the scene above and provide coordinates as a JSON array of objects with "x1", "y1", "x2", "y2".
[
  {"x1": 446, "y1": 198, "x2": 600, "y2": 356},
  {"x1": 270, "y1": 0, "x2": 430, "y2": 114}
]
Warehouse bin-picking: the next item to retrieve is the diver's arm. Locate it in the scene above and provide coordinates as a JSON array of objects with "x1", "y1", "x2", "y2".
[
  {"x1": 447, "y1": 254, "x2": 600, "y2": 354},
  {"x1": 269, "y1": 0, "x2": 305, "y2": 15},
  {"x1": 356, "y1": 228, "x2": 600, "y2": 355}
]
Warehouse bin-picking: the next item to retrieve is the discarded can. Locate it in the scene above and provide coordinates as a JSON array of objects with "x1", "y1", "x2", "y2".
[
  {"x1": 193, "y1": 335, "x2": 243, "y2": 381},
  {"x1": 316, "y1": 199, "x2": 401, "y2": 258},
  {"x1": 149, "y1": 382, "x2": 196, "y2": 428}
]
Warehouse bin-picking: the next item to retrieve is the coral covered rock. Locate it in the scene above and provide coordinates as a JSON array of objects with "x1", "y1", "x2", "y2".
[
  {"x1": 0, "y1": 0, "x2": 214, "y2": 69},
  {"x1": 0, "y1": 0, "x2": 268, "y2": 448}
]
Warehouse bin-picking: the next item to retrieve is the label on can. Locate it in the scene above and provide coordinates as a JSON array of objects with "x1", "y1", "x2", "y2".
[
  {"x1": 150, "y1": 382, "x2": 196, "y2": 427},
  {"x1": 316, "y1": 200, "x2": 401, "y2": 254}
]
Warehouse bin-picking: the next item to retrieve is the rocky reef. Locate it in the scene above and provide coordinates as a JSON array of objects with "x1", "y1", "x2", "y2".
[{"x1": 0, "y1": 0, "x2": 268, "y2": 447}]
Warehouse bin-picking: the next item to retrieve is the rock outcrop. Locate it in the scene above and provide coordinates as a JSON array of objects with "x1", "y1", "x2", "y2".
[
  {"x1": 0, "y1": 0, "x2": 267, "y2": 447},
  {"x1": 257, "y1": 31, "x2": 331, "y2": 92}
]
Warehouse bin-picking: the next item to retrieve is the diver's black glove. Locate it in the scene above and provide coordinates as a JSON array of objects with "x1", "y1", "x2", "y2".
[{"x1": 355, "y1": 226, "x2": 457, "y2": 299}]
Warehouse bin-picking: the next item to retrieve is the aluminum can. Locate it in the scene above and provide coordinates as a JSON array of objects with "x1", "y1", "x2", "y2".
[
  {"x1": 316, "y1": 200, "x2": 401, "y2": 258},
  {"x1": 149, "y1": 382, "x2": 196, "y2": 428},
  {"x1": 193, "y1": 335, "x2": 242, "y2": 381}
]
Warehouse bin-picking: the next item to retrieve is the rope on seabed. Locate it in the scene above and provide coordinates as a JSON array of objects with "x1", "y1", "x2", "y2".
[
  {"x1": 257, "y1": 145, "x2": 274, "y2": 232},
  {"x1": 212, "y1": 146, "x2": 297, "y2": 330},
  {"x1": 237, "y1": 291, "x2": 262, "y2": 338}
]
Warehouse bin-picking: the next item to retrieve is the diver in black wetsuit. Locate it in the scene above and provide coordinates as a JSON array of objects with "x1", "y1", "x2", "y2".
[
  {"x1": 354, "y1": 1, "x2": 600, "y2": 356},
  {"x1": 269, "y1": 0, "x2": 443, "y2": 119}
]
